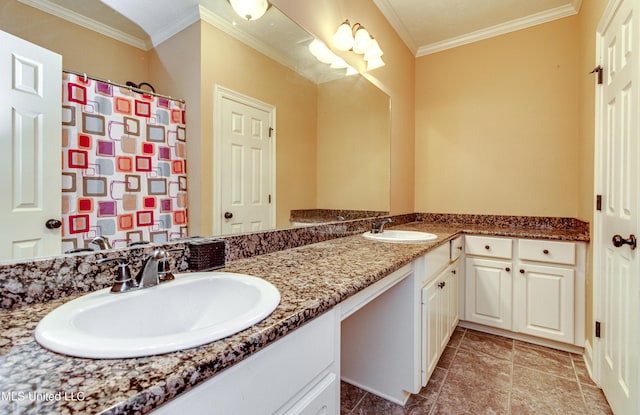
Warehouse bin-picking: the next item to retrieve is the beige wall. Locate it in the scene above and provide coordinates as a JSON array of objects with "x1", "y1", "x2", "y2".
[
  {"x1": 198, "y1": 21, "x2": 318, "y2": 231},
  {"x1": 415, "y1": 16, "x2": 581, "y2": 217},
  {"x1": 273, "y1": 0, "x2": 416, "y2": 215},
  {"x1": 0, "y1": 0, "x2": 148, "y2": 83},
  {"x1": 316, "y1": 76, "x2": 390, "y2": 211},
  {"x1": 148, "y1": 24, "x2": 203, "y2": 233}
]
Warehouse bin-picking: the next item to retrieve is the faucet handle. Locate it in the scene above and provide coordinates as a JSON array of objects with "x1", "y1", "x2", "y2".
[
  {"x1": 157, "y1": 248, "x2": 184, "y2": 282},
  {"x1": 96, "y1": 257, "x2": 138, "y2": 293}
]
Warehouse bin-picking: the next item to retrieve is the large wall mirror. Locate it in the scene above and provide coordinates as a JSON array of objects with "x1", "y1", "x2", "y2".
[{"x1": 0, "y1": 0, "x2": 390, "y2": 262}]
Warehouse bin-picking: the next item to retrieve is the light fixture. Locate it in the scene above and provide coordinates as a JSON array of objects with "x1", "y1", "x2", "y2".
[
  {"x1": 352, "y1": 24, "x2": 372, "y2": 54},
  {"x1": 331, "y1": 20, "x2": 384, "y2": 71},
  {"x1": 308, "y1": 39, "x2": 337, "y2": 64},
  {"x1": 229, "y1": 0, "x2": 269, "y2": 21},
  {"x1": 364, "y1": 38, "x2": 383, "y2": 61},
  {"x1": 332, "y1": 20, "x2": 354, "y2": 51}
]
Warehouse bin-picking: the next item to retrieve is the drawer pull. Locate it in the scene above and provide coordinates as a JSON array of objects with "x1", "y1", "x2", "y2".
[
  {"x1": 505, "y1": 267, "x2": 511, "y2": 272},
  {"x1": 484, "y1": 245, "x2": 490, "y2": 250},
  {"x1": 519, "y1": 269, "x2": 525, "y2": 274},
  {"x1": 543, "y1": 249, "x2": 549, "y2": 254}
]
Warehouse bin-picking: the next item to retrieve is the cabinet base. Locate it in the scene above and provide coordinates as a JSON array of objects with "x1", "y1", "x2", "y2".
[{"x1": 457, "y1": 321, "x2": 584, "y2": 354}]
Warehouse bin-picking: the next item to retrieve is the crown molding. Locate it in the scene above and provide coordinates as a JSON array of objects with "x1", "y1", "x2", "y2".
[
  {"x1": 416, "y1": 4, "x2": 580, "y2": 56},
  {"x1": 197, "y1": 5, "x2": 296, "y2": 75},
  {"x1": 372, "y1": 0, "x2": 418, "y2": 55},
  {"x1": 149, "y1": 5, "x2": 201, "y2": 48},
  {"x1": 18, "y1": 0, "x2": 151, "y2": 50}
]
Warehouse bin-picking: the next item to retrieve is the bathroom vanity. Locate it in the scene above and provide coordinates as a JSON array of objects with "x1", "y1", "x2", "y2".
[{"x1": 0, "y1": 216, "x2": 589, "y2": 414}]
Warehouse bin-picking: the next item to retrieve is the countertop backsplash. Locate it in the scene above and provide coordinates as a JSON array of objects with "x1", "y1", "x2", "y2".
[
  {"x1": 0, "y1": 213, "x2": 588, "y2": 310},
  {"x1": 0, "y1": 214, "x2": 415, "y2": 310}
]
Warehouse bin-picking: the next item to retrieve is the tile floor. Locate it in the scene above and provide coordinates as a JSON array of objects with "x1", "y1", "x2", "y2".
[{"x1": 341, "y1": 327, "x2": 614, "y2": 414}]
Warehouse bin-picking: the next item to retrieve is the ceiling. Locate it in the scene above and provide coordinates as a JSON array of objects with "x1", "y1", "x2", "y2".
[
  {"x1": 374, "y1": 0, "x2": 582, "y2": 56},
  {"x1": 18, "y1": 0, "x2": 582, "y2": 56}
]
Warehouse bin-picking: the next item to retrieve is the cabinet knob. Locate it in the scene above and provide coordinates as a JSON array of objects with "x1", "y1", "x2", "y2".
[
  {"x1": 451, "y1": 269, "x2": 456, "y2": 275},
  {"x1": 484, "y1": 245, "x2": 490, "y2": 250},
  {"x1": 519, "y1": 269, "x2": 525, "y2": 274},
  {"x1": 543, "y1": 249, "x2": 549, "y2": 254},
  {"x1": 505, "y1": 267, "x2": 511, "y2": 272}
]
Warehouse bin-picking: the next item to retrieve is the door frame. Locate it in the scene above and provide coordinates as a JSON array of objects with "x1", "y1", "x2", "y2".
[{"x1": 212, "y1": 85, "x2": 276, "y2": 236}]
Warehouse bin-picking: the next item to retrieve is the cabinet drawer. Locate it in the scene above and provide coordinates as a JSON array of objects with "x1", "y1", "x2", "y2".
[
  {"x1": 518, "y1": 239, "x2": 576, "y2": 265},
  {"x1": 450, "y1": 237, "x2": 463, "y2": 261},
  {"x1": 423, "y1": 243, "x2": 450, "y2": 283},
  {"x1": 465, "y1": 235, "x2": 512, "y2": 259}
]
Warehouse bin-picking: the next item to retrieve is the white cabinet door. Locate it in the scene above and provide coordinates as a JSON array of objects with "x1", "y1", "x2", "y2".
[
  {"x1": 465, "y1": 257, "x2": 513, "y2": 330},
  {"x1": 513, "y1": 264, "x2": 574, "y2": 344},
  {"x1": 421, "y1": 277, "x2": 440, "y2": 386},
  {"x1": 437, "y1": 271, "x2": 450, "y2": 352},
  {"x1": 448, "y1": 261, "x2": 460, "y2": 335}
]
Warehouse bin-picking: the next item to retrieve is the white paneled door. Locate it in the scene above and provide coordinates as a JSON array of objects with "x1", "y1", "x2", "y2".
[
  {"x1": 0, "y1": 30, "x2": 61, "y2": 260},
  {"x1": 595, "y1": 0, "x2": 639, "y2": 413},
  {"x1": 214, "y1": 87, "x2": 275, "y2": 236}
]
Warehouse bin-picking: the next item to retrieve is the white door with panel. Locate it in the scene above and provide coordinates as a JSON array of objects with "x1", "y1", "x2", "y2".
[
  {"x1": 465, "y1": 257, "x2": 513, "y2": 330},
  {"x1": 215, "y1": 87, "x2": 275, "y2": 236},
  {"x1": 0, "y1": 30, "x2": 61, "y2": 260},
  {"x1": 595, "y1": 0, "x2": 639, "y2": 413},
  {"x1": 513, "y1": 264, "x2": 574, "y2": 344}
]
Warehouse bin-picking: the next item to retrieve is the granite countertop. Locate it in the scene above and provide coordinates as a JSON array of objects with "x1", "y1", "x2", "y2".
[{"x1": 0, "y1": 222, "x2": 587, "y2": 414}]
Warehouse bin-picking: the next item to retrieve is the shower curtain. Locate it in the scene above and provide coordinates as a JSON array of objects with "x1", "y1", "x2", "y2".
[{"x1": 60, "y1": 72, "x2": 188, "y2": 252}]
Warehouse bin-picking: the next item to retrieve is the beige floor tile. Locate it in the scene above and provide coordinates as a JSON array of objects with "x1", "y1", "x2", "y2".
[
  {"x1": 459, "y1": 330, "x2": 514, "y2": 361},
  {"x1": 342, "y1": 328, "x2": 613, "y2": 415},
  {"x1": 511, "y1": 365, "x2": 587, "y2": 415},
  {"x1": 513, "y1": 341, "x2": 575, "y2": 380}
]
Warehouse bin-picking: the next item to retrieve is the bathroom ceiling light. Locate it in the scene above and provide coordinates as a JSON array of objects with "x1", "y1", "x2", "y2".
[
  {"x1": 332, "y1": 20, "x2": 385, "y2": 71},
  {"x1": 332, "y1": 20, "x2": 354, "y2": 51},
  {"x1": 229, "y1": 0, "x2": 269, "y2": 21},
  {"x1": 308, "y1": 39, "x2": 337, "y2": 65},
  {"x1": 364, "y1": 38, "x2": 383, "y2": 61},
  {"x1": 352, "y1": 24, "x2": 372, "y2": 54}
]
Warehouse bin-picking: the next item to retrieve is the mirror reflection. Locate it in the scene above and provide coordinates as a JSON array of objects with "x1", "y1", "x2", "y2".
[{"x1": 0, "y1": 0, "x2": 390, "y2": 262}]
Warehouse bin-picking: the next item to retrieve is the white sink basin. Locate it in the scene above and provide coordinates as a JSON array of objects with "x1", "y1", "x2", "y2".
[
  {"x1": 34, "y1": 272, "x2": 280, "y2": 358},
  {"x1": 363, "y1": 230, "x2": 438, "y2": 243}
]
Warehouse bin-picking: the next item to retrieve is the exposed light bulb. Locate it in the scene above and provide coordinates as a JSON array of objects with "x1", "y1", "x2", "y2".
[
  {"x1": 308, "y1": 39, "x2": 337, "y2": 64},
  {"x1": 332, "y1": 20, "x2": 354, "y2": 51},
  {"x1": 352, "y1": 25, "x2": 372, "y2": 54},
  {"x1": 229, "y1": 0, "x2": 269, "y2": 21},
  {"x1": 364, "y1": 38, "x2": 383, "y2": 61}
]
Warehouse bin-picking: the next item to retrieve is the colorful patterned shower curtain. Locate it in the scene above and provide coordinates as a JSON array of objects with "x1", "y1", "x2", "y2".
[{"x1": 60, "y1": 72, "x2": 188, "y2": 252}]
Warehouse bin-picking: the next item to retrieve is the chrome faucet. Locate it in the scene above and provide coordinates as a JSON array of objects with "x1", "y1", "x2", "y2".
[
  {"x1": 371, "y1": 218, "x2": 393, "y2": 234},
  {"x1": 135, "y1": 249, "x2": 170, "y2": 289},
  {"x1": 89, "y1": 236, "x2": 112, "y2": 250},
  {"x1": 97, "y1": 248, "x2": 175, "y2": 293}
]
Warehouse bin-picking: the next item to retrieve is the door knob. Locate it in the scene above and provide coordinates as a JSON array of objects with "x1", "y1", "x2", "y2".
[
  {"x1": 612, "y1": 234, "x2": 637, "y2": 250},
  {"x1": 224, "y1": 212, "x2": 233, "y2": 219},
  {"x1": 45, "y1": 219, "x2": 62, "y2": 229}
]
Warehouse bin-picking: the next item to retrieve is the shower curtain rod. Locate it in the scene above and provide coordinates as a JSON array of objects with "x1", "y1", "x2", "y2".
[{"x1": 63, "y1": 69, "x2": 185, "y2": 103}]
